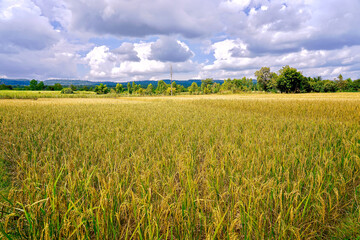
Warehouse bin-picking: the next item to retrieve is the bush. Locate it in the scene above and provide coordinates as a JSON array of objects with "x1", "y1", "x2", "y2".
[
  {"x1": 166, "y1": 87, "x2": 176, "y2": 95},
  {"x1": 0, "y1": 84, "x2": 13, "y2": 90},
  {"x1": 94, "y1": 84, "x2": 109, "y2": 94},
  {"x1": 61, "y1": 88, "x2": 74, "y2": 94}
]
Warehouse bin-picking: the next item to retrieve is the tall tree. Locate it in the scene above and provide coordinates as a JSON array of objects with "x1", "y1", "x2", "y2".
[
  {"x1": 146, "y1": 83, "x2": 154, "y2": 95},
  {"x1": 36, "y1": 81, "x2": 45, "y2": 90},
  {"x1": 276, "y1": 66, "x2": 305, "y2": 93},
  {"x1": 132, "y1": 82, "x2": 139, "y2": 92},
  {"x1": 221, "y1": 78, "x2": 233, "y2": 91},
  {"x1": 335, "y1": 74, "x2": 348, "y2": 91},
  {"x1": 201, "y1": 78, "x2": 214, "y2": 91},
  {"x1": 337, "y1": 74, "x2": 343, "y2": 81},
  {"x1": 115, "y1": 83, "x2": 124, "y2": 93},
  {"x1": 255, "y1": 67, "x2": 272, "y2": 91},
  {"x1": 54, "y1": 83, "x2": 63, "y2": 91},
  {"x1": 29, "y1": 79, "x2": 38, "y2": 90},
  {"x1": 156, "y1": 80, "x2": 167, "y2": 94},
  {"x1": 188, "y1": 82, "x2": 199, "y2": 94},
  {"x1": 70, "y1": 84, "x2": 77, "y2": 91}
]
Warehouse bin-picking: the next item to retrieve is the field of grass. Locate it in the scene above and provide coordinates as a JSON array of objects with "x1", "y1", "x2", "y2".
[
  {"x1": 0, "y1": 90, "x2": 113, "y2": 99},
  {"x1": 1, "y1": 93, "x2": 360, "y2": 239}
]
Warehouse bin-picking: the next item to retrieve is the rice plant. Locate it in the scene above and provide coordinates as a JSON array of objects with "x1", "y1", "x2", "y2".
[{"x1": 0, "y1": 93, "x2": 359, "y2": 239}]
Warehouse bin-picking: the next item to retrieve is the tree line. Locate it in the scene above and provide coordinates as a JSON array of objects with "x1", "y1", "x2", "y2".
[
  {"x1": 3, "y1": 66, "x2": 360, "y2": 95},
  {"x1": 255, "y1": 66, "x2": 360, "y2": 93},
  {"x1": 111, "y1": 66, "x2": 360, "y2": 95}
]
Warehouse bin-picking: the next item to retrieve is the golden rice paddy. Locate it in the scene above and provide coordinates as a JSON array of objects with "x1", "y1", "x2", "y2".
[{"x1": 1, "y1": 93, "x2": 359, "y2": 239}]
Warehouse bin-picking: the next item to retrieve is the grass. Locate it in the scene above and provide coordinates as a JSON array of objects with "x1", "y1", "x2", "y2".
[
  {"x1": 0, "y1": 90, "x2": 116, "y2": 99},
  {"x1": 0, "y1": 93, "x2": 360, "y2": 239}
]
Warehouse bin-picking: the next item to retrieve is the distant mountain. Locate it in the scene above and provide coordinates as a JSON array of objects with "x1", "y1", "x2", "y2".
[
  {"x1": 34, "y1": 79, "x2": 227, "y2": 88},
  {"x1": 0, "y1": 78, "x2": 118, "y2": 87},
  {"x1": 130, "y1": 79, "x2": 225, "y2": 88},
  {"x1": 43, "y1": 79, "x2": 118, "y2": 87},
  {"x1": 44, "y1": 79, "x2": 94, "y2": 86},
  {"x1": 0, "y1": 78, "x2": 30, "y2": 86},
  {"x1": 44, "y1": 79, "x2": 226, "y2": 88},
  {"x1": 1, "y1": 78, "x2": 257, "y2": 88}
]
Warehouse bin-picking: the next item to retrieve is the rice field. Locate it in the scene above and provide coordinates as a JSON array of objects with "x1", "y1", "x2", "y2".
[
  {"x1": 0, "y1": 90, "x2": 107, "y2": 99},
  {"x1": 0, "y1": 93, "x2": 360, "y2": 239}
]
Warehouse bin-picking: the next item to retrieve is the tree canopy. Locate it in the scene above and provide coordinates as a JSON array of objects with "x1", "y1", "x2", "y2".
[
  {"x1": 276, "y1": 66, "x2": 306, "y2": 93},
  {"x1": 94, "y1": 84, "x2": 109, "y2": 94},
  {"x1": 255, "y1": 67, "x2": 272, "y2": 91}
]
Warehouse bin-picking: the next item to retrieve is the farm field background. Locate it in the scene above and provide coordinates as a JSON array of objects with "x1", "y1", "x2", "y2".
[
  {"x1": 0, "y1": 93, "x2": 360, "y2": 239},
  {"x1": 0, "y1": 90, "x2": 104, "y2": 99}
]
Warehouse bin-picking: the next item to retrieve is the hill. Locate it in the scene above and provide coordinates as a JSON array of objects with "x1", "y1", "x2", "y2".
[
  {"x1": 44, "y1": 79, "x2": 226, "y2": 88},
  {"x1": 129, "y1": 79, "x2": 225, "y2": 88},
  {"x1": 0, "y1": 78, "x2": 230, "y2": 88},
  {"x1": 0, "y1": 79, "x2": 30, "y2": 86},
  {"x1": 43, "y1": 79, "x2": 118, "y2": 87}
]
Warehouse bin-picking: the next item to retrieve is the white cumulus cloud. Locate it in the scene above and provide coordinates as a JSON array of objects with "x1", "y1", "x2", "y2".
[{"x1": 85, "y1": 40, "x2": 199, "y2": 81}]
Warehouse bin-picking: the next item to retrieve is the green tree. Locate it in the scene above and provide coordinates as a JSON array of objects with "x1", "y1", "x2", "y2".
[
  {"x1": 212, "y1": 82, "x2": 220, "y2": 93},
  {"x1": 276, "y1": 66, "x2": 305, "y2": 93},
  {"x1": 310, "y1": 79, "x2": 324, "y2": 92},
  {"x1": 138, "y1": 88, "x2": 145, "y2": 96},
  {"x1": 166, "y1": 87, "x2": 176, "y2": 95},
  {"x1": 335, "y1": 74, "x2": 348, "y2": 92},
  {"x1": 353, "y1": 79, "x2": 360, "y2": 91},
  {"x1": 255, "y1": 67, "x2": 273, "y2": 91},
  {"x1": 36, "y1": 81, "x2": 45, "y2": 90},
  {"x1": 54, "y1": 83, "x2": 63, "y2": 91},
  {"x1": 171, "y1": 81, "x2": 177, "y2": 94},
  {"x1": 127, "y1": 82, "x2": 132, "y2": 94},
  {"x1": 177, "y1": 84, "x2": 186, "y2": 93},
  {"x1": 188, "y1": 82, "x2": 199, "y2": 94},
  {"x1": 200, "y1": 82, "x2": 205, "y2": 92},
  {"x1": 203, "y1": 86, "x2": 211, "y2": 94},
  {"x1": 70, "y1": 84, "x2": 77, "y2": 91},
  {"x1": 115, "y1": 83, "x2": 124, "y2": 93},
  {"x1": 338, "y1": 74, "x2": 343, "y2": 81},
  {"x1": 94, "y1": 83, "x2": 109, "y2": 94},
  {"x1": 0, "y1": 84, "x2": 12, "y2": 90},
  {"x1": 201, "y1": 78, "x2": 214, "y2": 92},
  {"x1": 221, "y1": 78, "x2": 233, "y2": 91},
  {"x1": 132, "y1": 82, "x2": 139, "y2": 92},
  {"x1": 146, "y1": 84, "x2": 154, "y2": 95},
  {"x1": 323, "y1": 80, "x2": 338, "y2": 92},
  {"x1": 156, "y1": 80, "x2": 167, "y2": 94},
  {"x1": 29, "y1": 79, "x2": 38, "y2": 90},
  {"x1": 268, "y1": 73, "x2": 279, "y2": 92},
  {"x1": 232, "y1": 78, "x2": 243, "y2": 91},
  {"x1": 308, "y1": 77, "x2": 323, "y2": 92},
  {"x1": 345, "y1": 78, "x2": 354, "y2": 92},
  {"x1": 46, "y1": 85, "x2": 55, "y2": 91}
]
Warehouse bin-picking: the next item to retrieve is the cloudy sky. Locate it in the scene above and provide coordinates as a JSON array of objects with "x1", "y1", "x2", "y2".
[{"x1": 1, "y1": 0, "x2": 359, "y2": 82}]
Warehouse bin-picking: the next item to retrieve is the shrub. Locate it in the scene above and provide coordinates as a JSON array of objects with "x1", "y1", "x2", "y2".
[
  {"x1": 94, "y1": 84, "x2": 109, "y2": 94},
  {"x1": 61, "y1": 88, "x2": 74, "y2": 94}
]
